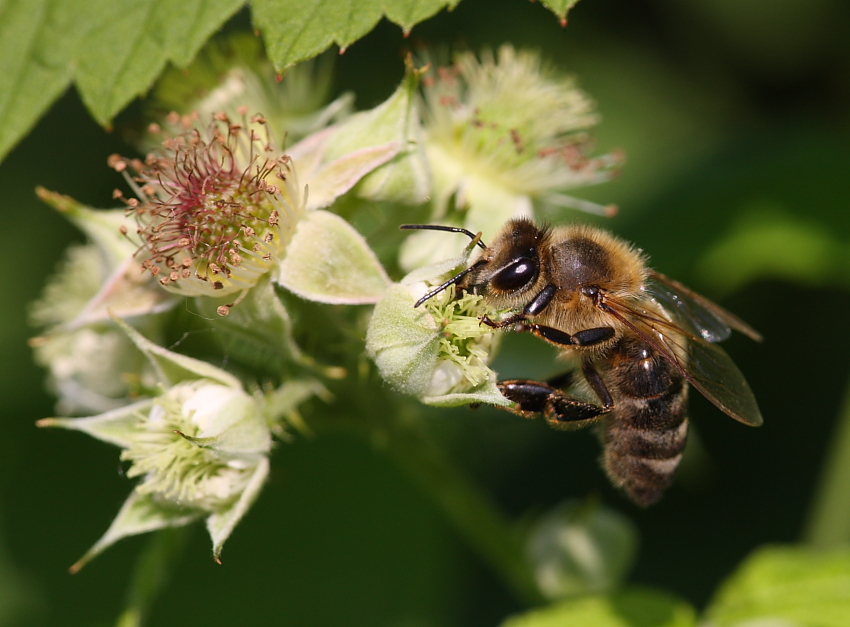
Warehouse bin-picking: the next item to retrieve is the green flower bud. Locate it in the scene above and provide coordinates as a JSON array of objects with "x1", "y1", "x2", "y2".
[
  {"x1": 366, "y1": 250, "x2": 511, "y2": 407},
  {"x1": 526, "y1": 499, "x2": 638, "y2": 599}
]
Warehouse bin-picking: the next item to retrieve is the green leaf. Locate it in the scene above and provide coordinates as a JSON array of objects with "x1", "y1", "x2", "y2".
[
  {"x1": 0, "y1": 0, "x2": 77, "y2": 163},
  {"x1": 252, "y1": 0, "x2": 458, "y2": 70},
  {"x1": 705, "y1": 545, "x2": 850, "y2": 627},
  {"x1": 74, "y1": 0, "x2": 245, "y2": 125},
  {"x1": 695, "y1": 203, "x2": 847, "y2": 296},
  {"x1": 193, "y1": 275, "x2": 311, "y2": 374},
  {"x1": 0, "y1": 0, "x2": 242, "y2": 162},
  {"x1": 500, "y1": 587, "x2": 697, "y2": 627},
  {"x1": 539, "y1": 0, "x2": 581, "y2": 24}
]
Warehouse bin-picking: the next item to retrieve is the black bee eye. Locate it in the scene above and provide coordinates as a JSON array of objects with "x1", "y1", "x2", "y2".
[{"x1": 491, "y1": 256, "x2": 538, "y2": 292}]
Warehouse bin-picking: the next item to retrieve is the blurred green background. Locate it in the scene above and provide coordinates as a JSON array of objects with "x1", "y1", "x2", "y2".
[{"x1": 2, "y1": 0, "x2": 850, "y2": 624}]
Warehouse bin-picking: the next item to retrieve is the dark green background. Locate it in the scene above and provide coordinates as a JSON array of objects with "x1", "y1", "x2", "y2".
[{"x1": 3, "y1": 0, "x2": 849, "y2": 624}]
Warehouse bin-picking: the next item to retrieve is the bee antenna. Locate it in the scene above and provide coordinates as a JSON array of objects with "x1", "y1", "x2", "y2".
[
  {"x1": 413, "y1": 260, "x2": 487, "y2": 308},
  {"x1": 399, "y1": 224, "x2": 487, "y2": 249}
]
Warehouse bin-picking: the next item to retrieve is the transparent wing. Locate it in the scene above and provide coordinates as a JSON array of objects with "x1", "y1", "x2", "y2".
[
  {"x1": 602, "y1": 296, "x2": 763, "y2": 427},
  {"x1": 644, "y1": 270, "x2": 762, "y2": 343}
]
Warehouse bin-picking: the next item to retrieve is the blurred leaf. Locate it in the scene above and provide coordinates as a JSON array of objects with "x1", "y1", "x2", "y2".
[
  {"x1": 500, "y1": 587, "x2": 697, "y2": 627},
  {"x1": 0, "y1": 0, "x2": 243, "y2": 162},
  {"x1": 695, "y1": 203, "x2": 847, "y2": 296},
  {"x1": 252, "y1": 0, "x2": 461, "y2": 71},
  {"x1": 705, "y1": 545, "x2": 850, "y2": 627}
]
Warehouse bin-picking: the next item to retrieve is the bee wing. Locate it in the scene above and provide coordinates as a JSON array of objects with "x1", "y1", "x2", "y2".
[
  {"x1": 644, "y1": 270, "x2": 762, "y2": 343},
  {"x1": 602, "y1": 297, "x2": 763, "y2": 427}
]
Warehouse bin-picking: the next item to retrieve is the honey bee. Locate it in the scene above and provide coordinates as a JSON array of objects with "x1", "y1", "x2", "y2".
[{"x1": 401, "y1": 218, "x2": 762, "y2": 506}]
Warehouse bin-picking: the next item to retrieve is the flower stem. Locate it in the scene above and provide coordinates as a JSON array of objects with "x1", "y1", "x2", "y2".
[
  {"x1": 115, "y1": 527, "x2": 189, "y2": 627},
  {"x1": 378, "y1": 414, "x2": 545, "y2": 606},
  {"x1": 803, "y1": 369, "x2": 850, "y2": 547}
]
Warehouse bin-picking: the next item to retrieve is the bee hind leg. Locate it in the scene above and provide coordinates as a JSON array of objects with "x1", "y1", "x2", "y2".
[{"x1": 498, "y1": 379, "x2": 610, "y2": 427}]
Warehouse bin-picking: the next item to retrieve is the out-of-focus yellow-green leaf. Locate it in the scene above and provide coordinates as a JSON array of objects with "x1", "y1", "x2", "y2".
[
  {"x1": 705, "y1": 545, "x2": 850, "y2": 627},
  {"x1": 500, "y1": 587, "x2": 697, "y2": 627},
  {"x1": 695, "y1": 203, "x2": 847, "y2": 296}
]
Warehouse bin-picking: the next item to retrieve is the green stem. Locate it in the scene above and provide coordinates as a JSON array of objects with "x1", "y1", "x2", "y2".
[
  {"x1": 115, "y1": 527, "x2": 190, "y2": 627},
  {"x1": 308, "y1": 376, "x2": 544, "y2": 607},
  {"x1": 378, "y1": 415, "x2": 544, "y2": 606},
  {"x1": 803, "y1": 370, "x2": 850, "y2": 547}
]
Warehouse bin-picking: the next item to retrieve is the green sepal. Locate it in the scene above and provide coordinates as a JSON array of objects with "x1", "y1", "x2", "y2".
[
  {"x1": 37, "y1": 398, "x2": 155, "y2": 449},
  {"x1": 290, "y1": 132, "x2": 401, "y2": 211},
  {"x1": 322, "y1": 61, "x2": 430, "y2": 205},
  {"x1": 366, "y1": 283, "x2": 442, "y2": 397},
  {"x1": 277, "y1": 210, "x2": 390, "y2": 304},
  {"x1": 69, "y1": 491, "x2": 202, "y2": 574},
  {"x1": 208, "y1": 457, "x2": 270, "y2": 563},
  {"x1": 193, "y1": 275, "x2": 313, "y2": 373},
  {"x1": 112, "y1": 316, "x2": 243, "y2": 390}
]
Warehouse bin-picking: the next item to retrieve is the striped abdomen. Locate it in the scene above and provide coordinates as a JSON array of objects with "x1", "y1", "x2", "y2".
[{"x1": 597, "y1": 334, "x2": 689, "y2": 507}]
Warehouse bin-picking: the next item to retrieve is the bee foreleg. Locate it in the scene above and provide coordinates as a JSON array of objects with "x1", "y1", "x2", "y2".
[
  {"x1": 518, "y1": 323, "x2": 615, "y2": 349},
  {"x1": 481, "y1": 284, "x2": 558, "y2": 328},
  {"x1": 498, "y1": 379, "x2": 610, "y2": 426}
]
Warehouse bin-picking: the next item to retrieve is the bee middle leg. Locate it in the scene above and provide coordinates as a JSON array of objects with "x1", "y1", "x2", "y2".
[{"x1": 498, "y1": 379, "x2": 611, "y2": 427}]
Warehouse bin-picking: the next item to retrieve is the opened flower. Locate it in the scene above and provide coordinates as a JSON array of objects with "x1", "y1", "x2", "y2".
[
  {"x1": 113, "y1": 113, "x2": 306, "y2": 305},
  {"x1": 401, "y1": 45, "x2": 621, "y2": 270}
]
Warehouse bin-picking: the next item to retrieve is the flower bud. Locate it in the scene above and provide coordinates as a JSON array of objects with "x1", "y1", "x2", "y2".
[
  {"x1": 526, "y1": 499, "x2": 638, "y2": 599},
  {"x1": 36, "y1": 317, "x2": 315, "y2": 569},
  {"x1": 366, "y1": 250, "x2": 511, "y2": 407}
]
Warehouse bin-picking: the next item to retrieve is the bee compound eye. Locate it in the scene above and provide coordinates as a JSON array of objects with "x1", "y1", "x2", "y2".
[{"x1": 491, "y1": 257, "x2": 539, "y2": 292}]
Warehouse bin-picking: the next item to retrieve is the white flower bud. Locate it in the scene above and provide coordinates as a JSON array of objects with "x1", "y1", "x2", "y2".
[{"x1": 36, "y1": 317, "x2": 317, "y2": 570}]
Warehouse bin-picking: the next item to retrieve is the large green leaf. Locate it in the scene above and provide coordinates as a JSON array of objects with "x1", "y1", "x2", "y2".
[
  {"x1": 252, "y1": 0, "x2": 460, "y2": 70},
  {"x1": 705, "y1": 545, "x2": 850, "y2": 627},
  {"x1": 0, "y1": 0, "x2": 578, "y2": 164},
  {"x1": 74, "y1": 0, "x2": 245, "y2": 125},
  {"x1": 0, "y1": 0, "x2": 242, "y2": 162}
]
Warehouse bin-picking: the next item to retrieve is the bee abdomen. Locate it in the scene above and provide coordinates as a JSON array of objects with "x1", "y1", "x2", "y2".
[{"x1": 601, "y1": 392, "x2": 689, "y2": 507}]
